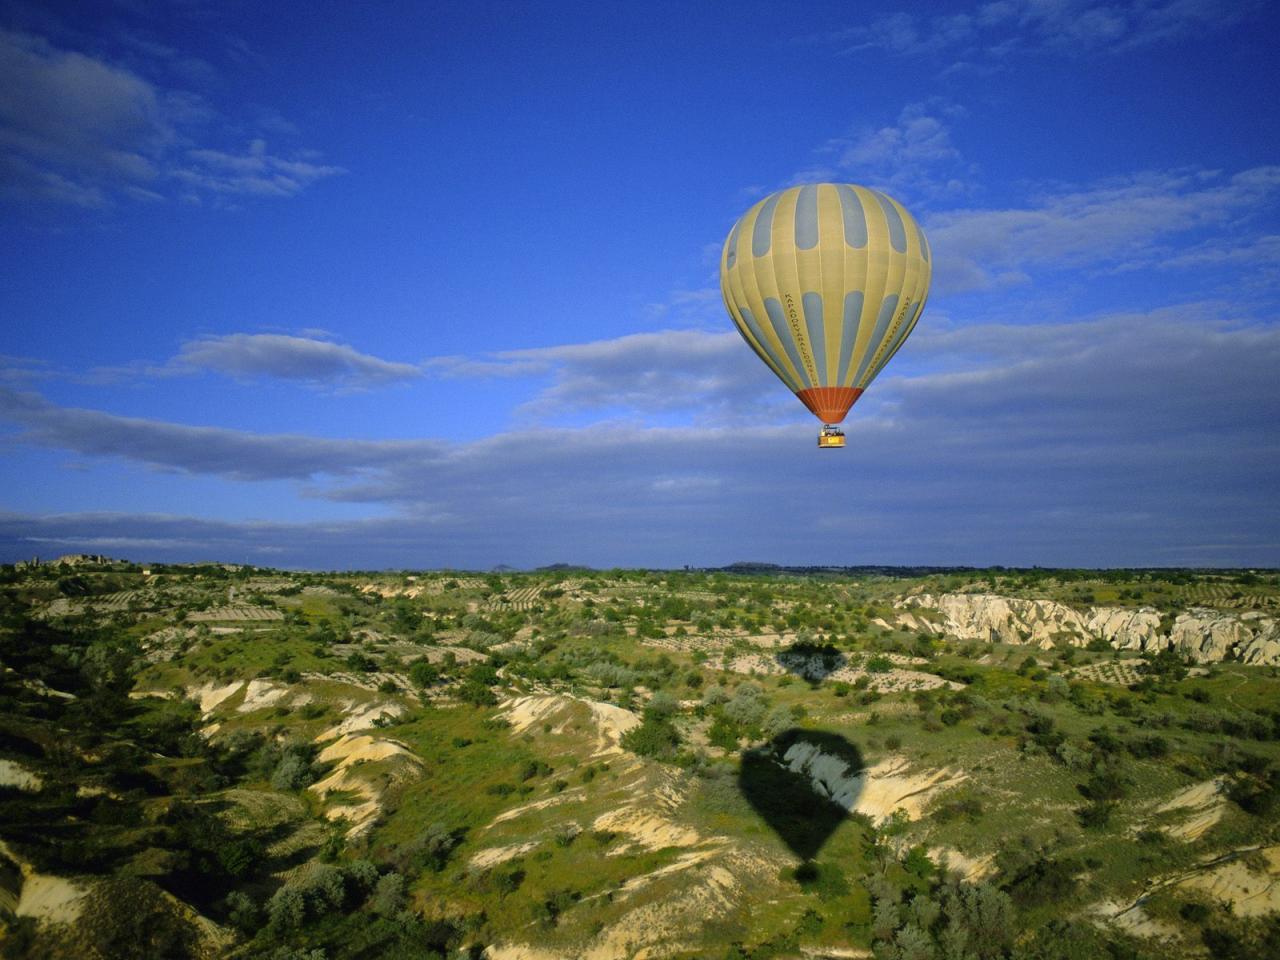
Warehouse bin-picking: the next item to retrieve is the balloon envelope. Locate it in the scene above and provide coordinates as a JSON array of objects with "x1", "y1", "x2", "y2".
[{"x1": 719, "y1": 183, "x2": 931, "y2": 423}]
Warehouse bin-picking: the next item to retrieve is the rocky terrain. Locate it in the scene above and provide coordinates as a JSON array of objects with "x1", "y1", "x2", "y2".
[
  {"x1": 3, "y1": 561, "x2": 1280, "y2": 959},
  {"x1": 895, "y1": 593, "x2": 1280, "y2": 664}
]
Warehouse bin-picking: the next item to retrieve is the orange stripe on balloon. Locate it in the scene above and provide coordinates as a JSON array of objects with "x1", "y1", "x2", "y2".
[{"x1": 795, "y1": 386, "x2": 862, "y2": 424}]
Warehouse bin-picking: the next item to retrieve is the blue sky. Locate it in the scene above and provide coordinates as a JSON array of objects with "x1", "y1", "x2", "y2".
[{"x1": 1, "y1": 0, "x2": 1278, "y2": 569}]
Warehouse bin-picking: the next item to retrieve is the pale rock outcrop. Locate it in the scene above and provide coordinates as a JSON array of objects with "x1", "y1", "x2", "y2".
[
  {"x1": 1170, "y1": 609, "x2": 1280, "y2": 664},
  {"x1": 1085, "y1": 607, "x2": 1163, "y2": 651},
  {"x1": 895, "y1": 594, "x2": 1280, "y2": 665},
  {"x1": 899, "y1": 594, "x2": 1090, "y2": 649}
]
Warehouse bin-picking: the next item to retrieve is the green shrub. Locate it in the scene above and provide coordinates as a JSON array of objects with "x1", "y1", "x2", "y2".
[
  {"x1": 457, "y1": 680, "x2": 497, "y2": 706},
  {"x1": 622, "y1": 716, "x2": 681, "y2": 759},
  {"x1": 708, "y1": 716, "x2": 740, "y2": 751}
]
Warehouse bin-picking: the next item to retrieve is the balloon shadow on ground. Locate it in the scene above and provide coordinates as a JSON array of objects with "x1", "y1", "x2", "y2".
[
  {"x1": 738, "y1": 728, "x2": 865, "y2": 862},
  {"x1": 773, "y1": 642, "x2": 848, "y2": 683}
]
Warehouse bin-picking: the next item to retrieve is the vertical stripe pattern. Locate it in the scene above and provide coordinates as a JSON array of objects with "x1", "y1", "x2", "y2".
[{"x1": 720, "y1": 183, "x2": 931, "y2": 423}]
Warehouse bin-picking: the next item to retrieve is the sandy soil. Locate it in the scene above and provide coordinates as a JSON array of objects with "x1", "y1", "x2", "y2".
[
  {"x1": 15, "y1": 874, "x2": 88, "y2": 925},
  {"x1": 724, "y1": 653, "x2": 959, "y2": 693},
  {"x1": 613, "y1": 847, "x2": 723, "y2": 898},
  {"x1": 585, "y1": 700, "x2": 641, "y2": 755},
  {"x1": 236, "y1": 678, "x2": 301, "y2": 713},
  {"x1": 308, "y1": 733, "x2": 422, "y2": 833},
  {"x1": 780, "y1": 745, "x2": 966, "y2": 823},
  {"x1": 1150, "y1": 779, "x2": 1227, "y2": 842},
  {"x1": 317, "y1": 701, "x2": 403, "y2": 741},
  {"x1": 0, "y1": 758, "x2": 42, "y2": 792},
  {"x1": 190, "y1": 680, "x2": 243, "y2": 714},
  {"x1": 503, "y1": 695, "x2": 569, "y2": 734},
  {"x1": 575, "y1": 848, "x2": 776, "y2": 960},
  {"x1": 1092, "y1": 899, "x2": 1180, "y2": 939},
  {"x1": 501, "y1": 694, "x2": 640, "y2": 757},
  {"x1": 928, "y1": 845, "x2": 995, "y2": 881},
  {"x1": 854, "y1": 757, "x2": 966, "y2": 821},
  {"x1": 483, "y1": 946, "x2": 566, "y2": 960},
  {"x1": 1178, "y1": 846, "x2": 1280, "y2": 915},
  {"x1": 591, "y1": 807, "x2": 703, "y2": 852},
  {"x1": 469, "y1": 840, "x2": 541, "y2": 870},
  {"x1": 487, "y1": 791, "x2": 586, "y2": 827},
  {"x1": 1, "y1": 838, "x2": 89, "y2": 925}
]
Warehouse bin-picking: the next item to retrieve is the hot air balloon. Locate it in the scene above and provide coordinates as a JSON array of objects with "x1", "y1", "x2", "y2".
[{"x1": 719, "y1": 183, "x2": 931, "y2": 448}]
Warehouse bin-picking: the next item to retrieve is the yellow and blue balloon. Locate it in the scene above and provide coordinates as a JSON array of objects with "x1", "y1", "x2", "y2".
[{"x1": 720, "y1": 183, "x2": 931, "y2": 441}]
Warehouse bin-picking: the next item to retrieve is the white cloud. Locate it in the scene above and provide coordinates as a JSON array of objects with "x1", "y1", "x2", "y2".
[
  {"x1": 0, "y1": 385, "x2": 439, "y2": 482},
  {"x1": 0, "y1": 29, "x2": 340, "y2": 207},
  {"x1": 2, "y1": 310, "x2": 1277, "y2": 567},
  {"x1": 428, "y1": 329, "x2": 790, "y2": 425},
  {"x1": 925, "y1": 166, "x2": 1280, "y2": 292},
  {"x1": 837, "y1": 0, "x2": 1258, "y2": 59},
  {"x1": 172, "y1": 333, "x2": 421, "y2": 387},
  {"x1": 174, "y1": 140, "x2": 343, "y2": 197},
  {"x1": 791, "y1": 102, "x2": 975, "y2": 202}
]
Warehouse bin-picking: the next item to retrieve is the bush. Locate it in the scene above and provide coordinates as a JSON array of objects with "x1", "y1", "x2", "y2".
[
  {"x1": 708, "y1": 716, "x2": 740, "y2": 751},
  {"x1": 702, "y1": 684, "x2": 729, "y2": 706},
  {"x1": 270, "y1": 753, "x2": 313, "y2": 791},
  {"x1": 723, "y1": 684, "x2": 767, "y2": 727},
  {"x1": 866, "y1": 655, "x2": 893, "y2": 673},
  {"x1": 457, "y1": 680, "x2": 498, "y2": 706},
  {"x1": 645, "y1": 690, "x2": 679, "y2": 719},
  {"x1": 1128, "y1": 735, "x2": 1169, "y2": 758},
  {"x1": 1076, "y1": 799, "x2": 1115, "y2": 828},
  {"x1": 386, "y1": 822, "x2": 457, "y2": 873},
  {"x1": 1001, "y1": 854, "x2": 1081, "y2": 907},
  {"x1": 932, "y1": 795, "x2": 984, "y2": 824},
  {"x1": 761, "y1": 704, "x2": 793, "y2": 740},
  {"x1": 224, "y1": 890, "x2": 260, "y2": 932},
  {"x1": 623, "y1": 716, "x2": 681, "y2": 759},
  {"x1": 268, "y1": 886, "x2": 307, "y2": 931},
  {"x1": 369, "y1": 872, "x2": 406, "y2": 916},
  {"x1": 534, "y1": 889, "x2": 580, "y2": 928},
  {"x1": 409, "y1": 660, "x2": 439, "y2": 688}
]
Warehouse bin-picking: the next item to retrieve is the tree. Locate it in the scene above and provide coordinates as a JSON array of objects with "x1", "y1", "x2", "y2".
[
  {"x1": 645, "y1": 690, "x2": 679, "y2": 719},
  {"x1": 409, "y1": 660, "x2": 440, "y2": 688},
  {"x1": 369, "y1": 872, "x2": 406, "y2": 916},
  {"x1": 457, "y1": 680, "x2": 497, "y2": 706},
  {"x1": 622, "y1": 715, "x2": 680, "y2": 759},
  {"x1": 761, "y1": 704, "x2": 793, "y2": 739},
  {"x1": 724, "y1": 684, "x2": 767, "y2": 726}
]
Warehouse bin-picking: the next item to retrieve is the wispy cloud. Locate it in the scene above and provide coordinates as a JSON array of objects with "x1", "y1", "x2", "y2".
[
  {"x1": 925, "y1": 166, "x2": 1280, "y2": 293},
  {"x1": 0, "y1": 29, "x2": 341, "y2": 208},
  {"x1": 828, "y1": 0, "x2": 1259, "y2": 60},
  {"x1": 171, "y1": 333, "x2": 422, "y2": 388},
  {"x1": 429, "y1": 329, "x2": 788, "y2": 424},
  {"x1": 0, "y1": 385, "x2": 436, "y2": 482},
  {"x1": 2, "y1": 310, "x2": 1277, "y2": 566},
  {"x1": 792, "y1": 101, "x2": 976, "y2": 202},
  {"x1": 174, "y1": 140, "x2": 343, "y2": 198},
  {"x1": 80, "y1": 333, "x2": 423, "y2": 391}
]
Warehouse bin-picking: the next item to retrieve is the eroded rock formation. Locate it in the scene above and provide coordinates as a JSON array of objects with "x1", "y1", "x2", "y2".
[{"x1": 895, "y1": 594, "x2": 1280, "y2": 665}]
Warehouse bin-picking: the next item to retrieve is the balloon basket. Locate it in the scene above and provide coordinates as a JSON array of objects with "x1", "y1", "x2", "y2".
[{"x1": 818, "y1": 425, "x2": 845, "y2": 449}]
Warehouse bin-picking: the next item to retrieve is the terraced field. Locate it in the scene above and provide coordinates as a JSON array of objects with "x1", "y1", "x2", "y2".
[{"x1": 187, "y1": 605, "x2": 285, "y2": 622}]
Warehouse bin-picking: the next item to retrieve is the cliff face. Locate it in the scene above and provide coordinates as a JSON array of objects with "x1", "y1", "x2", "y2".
[{"x1": 894, "y1": 594, "x2": 1280, "y2": 665}]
